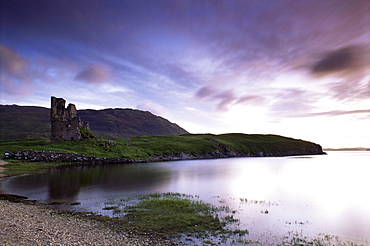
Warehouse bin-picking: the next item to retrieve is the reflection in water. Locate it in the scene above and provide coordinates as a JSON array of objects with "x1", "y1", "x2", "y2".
[
  {"x1": 48, "y1": 168, "x2": 81, "y2": 200},
  {"x1": 3, "y1": 152, "x2": 370, "y2": 244},
  {"x1": 6, "y1": 164, "x2": 172, "y2": 201}
]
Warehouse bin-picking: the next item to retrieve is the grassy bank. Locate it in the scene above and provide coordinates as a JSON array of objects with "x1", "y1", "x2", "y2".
[
  {"x1": 0, "y1": 133, "x2": 322, "y2": 160},
  {"x1": 106, "y1": 192, "x2": 248, "y2": 242},
  {"x1": 53, "y1": 193, "x2": 363, "y2": 246},
  {"x1": 0, "y1": 161, "x2": 67, "y2": 176},
  {"x1": 0, "y1": 133, "x2": 323, "y2": 177}
]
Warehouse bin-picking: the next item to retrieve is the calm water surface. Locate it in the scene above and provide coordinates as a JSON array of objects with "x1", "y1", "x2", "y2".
[{"x1": 3, "y1": 151, "x2": 370, "y2": 244}]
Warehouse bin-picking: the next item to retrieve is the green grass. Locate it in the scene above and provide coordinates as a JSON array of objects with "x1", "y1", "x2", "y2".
[
  {"x1": 0, "y1": 134, "x2": 322, "y2": 178},
  {"x1": 49, "y1": 200, "x2": 66, "y2": 205},
  {"x1": 123, "y1": 198, "x2": 222, "y2": 237},
  {"x1": 1, "y1": 161, "x2": 66, "y2": 176},
  {"x1": 110, "y1": 193, "x2": 248, "y2": 240},
  {"x1": 0, "y1": 134, "x2": 322, "y2": 160}
]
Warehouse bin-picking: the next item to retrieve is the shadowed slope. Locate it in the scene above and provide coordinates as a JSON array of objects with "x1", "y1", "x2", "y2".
[{"x1": 0, "y1": 105, "x2": 188, "y2": 141}]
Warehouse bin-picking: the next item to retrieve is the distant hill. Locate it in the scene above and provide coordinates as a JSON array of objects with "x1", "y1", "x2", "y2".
[
  {"x1": 324, "y1": 147, "x2": 370, "y2": 151},
  {"x1": 0, "y1": 105, "x2": 188, "y2": 141}
]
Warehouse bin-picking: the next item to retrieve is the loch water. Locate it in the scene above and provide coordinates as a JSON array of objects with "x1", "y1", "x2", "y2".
[{"x1": 3, "y1": 151, "x2": 370, "y2": 244}]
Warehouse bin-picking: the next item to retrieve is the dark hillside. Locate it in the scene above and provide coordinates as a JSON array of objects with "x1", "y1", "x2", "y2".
[
  {"x1": 0, "y1": 105, "x2": 50, "y2": 141},
  {"x1": 0, "y1": 105, "x2": 188, "y2": 141},
  {"x1": 78, "y1": 108, "x2": 188, "y2": 139}
]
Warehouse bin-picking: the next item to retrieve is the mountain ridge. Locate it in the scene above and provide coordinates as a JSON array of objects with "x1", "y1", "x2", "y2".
[{"x1": 0, "y1": 104, "x2": 188, "y2": 141}]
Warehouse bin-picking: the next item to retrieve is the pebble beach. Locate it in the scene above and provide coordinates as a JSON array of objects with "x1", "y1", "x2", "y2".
[{"x1": 0, "y1": 160, "x2": 173, "y2": 246}]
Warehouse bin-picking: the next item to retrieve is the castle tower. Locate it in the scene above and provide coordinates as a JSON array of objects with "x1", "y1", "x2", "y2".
[{"x1": 50, "y1": 96, "x2": 89, "y2": 142}]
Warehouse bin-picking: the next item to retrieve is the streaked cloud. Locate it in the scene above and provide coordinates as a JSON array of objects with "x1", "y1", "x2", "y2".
[
  {"x1": 137, "y1": 100, "x2": 168, "y2": 117},
  {"x1": 237, "y1": 95, "x2": 266, "y2": 106},
  {"x1": 291, "y1": 109, "x2": 370, "y2": 118}
]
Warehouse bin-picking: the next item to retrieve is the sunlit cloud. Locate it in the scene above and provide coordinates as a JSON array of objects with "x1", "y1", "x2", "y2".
[
  {"x1": 291, "y1": 109, "x2": 370, "y2": 119},
  {"x1": 137, "y1": 100, "x2": 168, "y2": 117},
  {"x1": 269, "y1": 89, "x2": 317, "y2": 117},
  {"x1": 214, "y1": 90, "x2": 236, "y2": 111},
  {"x1": 236, "y1": 95, "x2": 266, "y2": 106}
]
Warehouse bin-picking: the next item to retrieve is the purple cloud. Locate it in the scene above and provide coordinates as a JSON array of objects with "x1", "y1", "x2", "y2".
[
  {"x1": 137, "y1": 100, "x2": 168, "y2": 117},
  {"x1": 75, "y1": 64, "x2": 113, "y2": 84},
  {"x1": 291, "y1": 109, "x2": 370, "y2": 119},
  {"x1": 237, "y1": 95, "x2": 266, "y2": 106},
  {"x1": 0, "y1": 44, "x2": 27, "y2": 76},
  {"x1": 195, "y1": 86, "x2": 217, "y2": 99},
  {"x1": 269, "y1": 89, "x2": 318, "y2": 117},
  {"x1": 214, "y1": 90, "x2": 236, "y2": 111},
  {"x1": 0, "y1": 44, "x2": 35, "y2": 97},
  {"x1": 309, "y1": 45, "x2": 370, "y2": 101},
  {"x1": 311, "y1": 45, "x2": 369, "y2": 77}
]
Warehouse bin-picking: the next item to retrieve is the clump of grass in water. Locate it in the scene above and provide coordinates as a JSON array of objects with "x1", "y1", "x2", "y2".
[
  {"x1": 49, "y1": 200, "x2": 66, "y2": 205},
  {"x1": 115, "y1": 193, "x2": 248, "y2": 241},
  {"x1": 278, "y1": 233, "x2": 364, "y2": 246},
  {"x1": 102, "y1": 206, "x2": 119, "y2": 210},
  {"x1": 102, "y1": 206, "x2": 121, "y2": 214}
]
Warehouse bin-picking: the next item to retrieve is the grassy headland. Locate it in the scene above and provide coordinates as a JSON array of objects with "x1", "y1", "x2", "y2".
[
  {"x1": 1, "y1": 133, "x2": 323, "y2": 161},
  {"x1": 0, "y1": 133, "x2": 324, "y2": 176}
]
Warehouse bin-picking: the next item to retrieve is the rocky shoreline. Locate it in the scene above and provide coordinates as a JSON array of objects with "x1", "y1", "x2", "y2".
[
  {"x1": 3, "y1": 149, "x2": 134, "y2": 164},
  {"x1": 3, "y1": 146, "x2": 325, "y2": 165}
]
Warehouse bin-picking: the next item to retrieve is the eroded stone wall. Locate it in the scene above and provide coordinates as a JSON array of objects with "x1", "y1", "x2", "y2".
[{"x1": 50, "y1": 97, "x2": 89, "y2": 142}]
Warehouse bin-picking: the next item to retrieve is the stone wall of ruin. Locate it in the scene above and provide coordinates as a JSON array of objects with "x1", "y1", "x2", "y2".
[{"x1": 50, "y1": 96, "x2": 89, "y2": 142}]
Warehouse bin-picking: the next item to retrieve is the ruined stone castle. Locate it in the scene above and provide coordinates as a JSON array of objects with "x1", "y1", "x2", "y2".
[{"x1": 50, "y1": 96, "x2": 89, "y2": 142}]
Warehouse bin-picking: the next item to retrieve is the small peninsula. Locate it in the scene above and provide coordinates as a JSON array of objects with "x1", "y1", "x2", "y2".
[{"x1": 2, "y1": 133, "x2": 325, "y2": 165}]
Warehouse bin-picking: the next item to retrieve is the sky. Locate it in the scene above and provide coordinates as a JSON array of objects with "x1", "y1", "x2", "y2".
[{"x1": 1, "y1": 0, "x2": 369, "y2": 148}]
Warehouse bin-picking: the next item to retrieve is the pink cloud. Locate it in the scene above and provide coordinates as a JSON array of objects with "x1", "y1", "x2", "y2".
[
  {"x1": 74, "y1": 64, "x2": 113, "y2": 84},
  {"x1": 195, "y1": 85, "x2": 217, "y2": 99},
  {"x1": 195, "y1": 85, "x2": 269, "y2": 111},
  {"x1": 291, "y1": 109, "x2": 370, "y2": 119},
  {"x1": 214, "y1": 90, "x2": 236, "y2": 111},
  {"x1": 237, "y1": 95, "x2": 266, "y2": 106},
  {"x1": 0, "y1": 44, "x2": 27, "y2": 76},
  {"x1": 137, "y1": 100, "x2": 168, "y2": 117},
  {"x1": 1, "y1": 78, "x2": 34, "y2": 97},
  {"x1": 0, "y1": 44, "x2": 35, "y2": 97}
]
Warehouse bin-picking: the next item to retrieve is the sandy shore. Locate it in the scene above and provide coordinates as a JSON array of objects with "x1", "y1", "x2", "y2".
[{"x1": 0, "y1": 160, "x2": 174, "y2": 245}]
